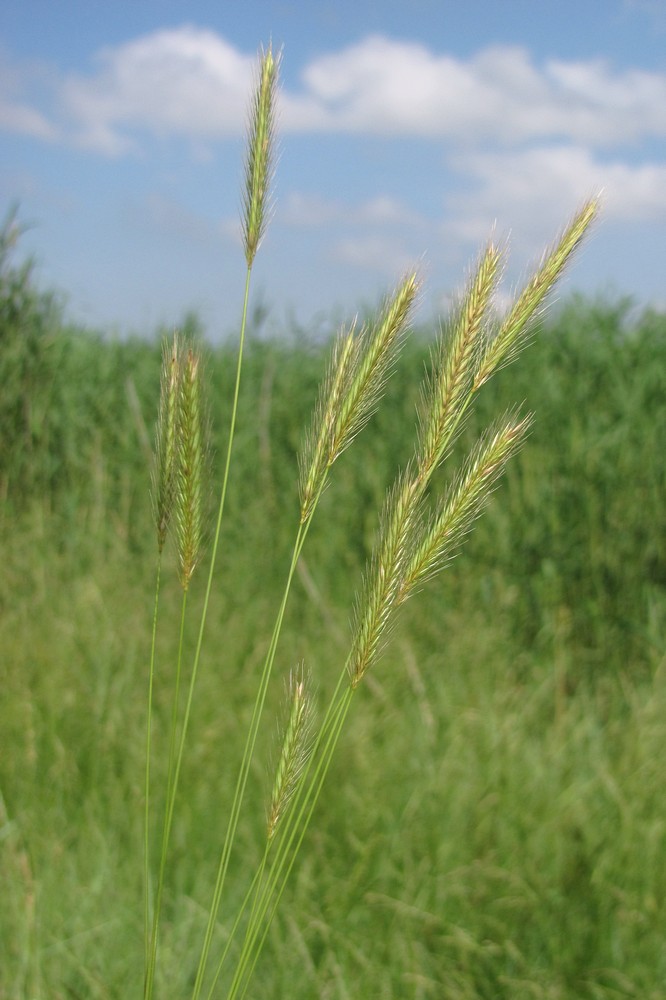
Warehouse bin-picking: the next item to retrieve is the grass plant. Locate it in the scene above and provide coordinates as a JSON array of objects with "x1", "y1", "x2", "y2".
[
  {"x1": 4, "y1": 41, "x2": 665, "y2": 1000},
  {"x1": 140, "y1": 43, "x2": 598, "y2": 999},
  {"x1": 1, "y1": 290, "x2": 665, "y2": 997}
]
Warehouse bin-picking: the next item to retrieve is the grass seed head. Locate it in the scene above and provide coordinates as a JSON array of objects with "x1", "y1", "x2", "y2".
[
  {"x1": 475, "y1": 198, "x2": 600, "y2": 389},
  {"x1": 399, "y1": 412, "x2": 533, "y2": 603},
  {"x1": 153, "y1": 332, "x2": 183, "y2": 553},
  {"x1": 174, "y1": 342, "x2": 209, "y2": 590},
  {"x1": 242, "y1": 43, "x2": 279, "y2": 268},
  {"x1": 267, "y1": 665, "x2": 315, "y2": 842},
  {"x1": 299, "y1": 272, "x2": 419, "y2": 525},
  {"x1": 416, "y1": 243, "x2": 503, "y2": 485}
]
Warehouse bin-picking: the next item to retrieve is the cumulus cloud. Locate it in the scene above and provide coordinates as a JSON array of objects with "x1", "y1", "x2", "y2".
[
  {"x1": 0, "y1": 99, "x2": 56, "y2": 141},
  {"x1": 282, "y1": 35, "x2": 666, "y2": 145},
  {"x1": 0, "y1": 53, "x2": 59, "y2": 142},
  {"x1": 2, "y1": 28, "x2": 666, "y2": 152},
  {"x1": 1, "y1": 26, "x2": 665, "y2": 261},
  {"x1": 446, "y1": 144, "x2": 666, "y2": 248},
  {"x1": 59, "y1": 26, "x2": 254, "y2": 154}
]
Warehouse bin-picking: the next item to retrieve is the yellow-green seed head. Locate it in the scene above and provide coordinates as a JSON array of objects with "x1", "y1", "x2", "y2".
[{"x1": 242, "y1": 44, "x2": 279, "y2": 267}]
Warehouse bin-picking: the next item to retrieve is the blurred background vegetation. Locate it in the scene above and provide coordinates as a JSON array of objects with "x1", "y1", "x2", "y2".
[{"x1": 1, "y1": 209, "x2": 665, "y2": 998}]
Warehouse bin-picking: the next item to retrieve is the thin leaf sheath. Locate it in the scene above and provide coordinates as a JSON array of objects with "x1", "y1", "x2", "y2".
[{"x1": 243, "y1": 45, "x2": 279, "y2": 267}]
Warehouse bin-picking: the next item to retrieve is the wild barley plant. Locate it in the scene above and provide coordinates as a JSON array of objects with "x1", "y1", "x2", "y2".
[{"x1": 144, "y1": 42, "x2": 598, "y2": 999}]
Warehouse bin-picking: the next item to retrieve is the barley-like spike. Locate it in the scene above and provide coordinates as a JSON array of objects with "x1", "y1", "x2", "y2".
[
  {"x1": 349, "y1": 467, "x2": 420, "y2": 687},
  {"x1": 299, "y1": 272, "x2": 419, "y2": 525},
  {"x1": 399, "y1": 413, "x2": 532, "y2": 603},
  {"x1": 243, "y1": 44, "x2": 279, "y2": 267},
  {"x1": 175, "y1": 344, "x2": 208, "y2": 590},
  {"x1": 153, "y1": 332, "x2": 182, "y2": 553},
  {"x1": 299, "y1": 324, "x2": 359, "y2": 523},
  {"x1": 267, "y1": 666, "x2": 315, "y2": 842},
  {"x1": 475, "y1": 198, "x2": 599, "y2": 389},
  {"x1": 416, "y1": 243, "x2": 503, "y2": 485},
  {"x1": 333, "y1": 272, "x2": 419, "y2": 457}
]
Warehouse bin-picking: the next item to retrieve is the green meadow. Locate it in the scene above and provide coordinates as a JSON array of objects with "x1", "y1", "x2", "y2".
[{"x1": 1, "y1": 223, "x2": 665, "y2": 997}]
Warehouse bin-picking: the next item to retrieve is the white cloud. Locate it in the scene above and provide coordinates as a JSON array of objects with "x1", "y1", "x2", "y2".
[
  {"x1": 2, "y1": 29, "x2": 666, "y2": 153},
  {"x1": 445, "y1": 145, "x2": 666, "y2": 249},
  {"x1": 58, "y1": 26, "x2": 254, "y2": 154},
  {"x1": 0, "y1": 53, "x2": 59, "y2": 142},
  {"x1": 284, "y1": 35, "x2": 666, "y2": 145},
  {"x1": 0, "y1": 99, "x2": 57, "y2": 141}
]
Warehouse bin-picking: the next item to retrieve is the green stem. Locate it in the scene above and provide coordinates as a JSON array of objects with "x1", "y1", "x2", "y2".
[
  {"x1": 145, "y1": 588, "x2": 188, "y2": 998},
  {"x1": 146, "y1": 256, "x2": 252, "y2": 990},
  {"x1": 144, "y1": 557, "x2": 161, "y2": 982},
  {"x1": 191, "y1": 519, "x2": 310, "y2": 998},
  {"x1": 227, "y1": 682, "x2": 354, "y2": 999},
  {"x1": 204, "y1": 844, "x2": 272, "y2": 1000},
  {"x1": 146, "y1": 261, "x2": 251, "y2": 997}
]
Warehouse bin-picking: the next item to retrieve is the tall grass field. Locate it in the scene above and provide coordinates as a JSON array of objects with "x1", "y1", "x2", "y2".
[{"x1": 1, "y1": 50, "x2": 666, "y2": 1000}]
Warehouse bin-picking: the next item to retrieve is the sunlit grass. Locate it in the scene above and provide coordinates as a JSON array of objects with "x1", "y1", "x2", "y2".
[{"x1": 1, "y1": 43, "x2": 665, "y2": 1000}]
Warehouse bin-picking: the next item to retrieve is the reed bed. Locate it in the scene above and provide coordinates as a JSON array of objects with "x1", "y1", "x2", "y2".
[{"x1": 3, "y1": 40, "x2": 665, "y2": 1000}]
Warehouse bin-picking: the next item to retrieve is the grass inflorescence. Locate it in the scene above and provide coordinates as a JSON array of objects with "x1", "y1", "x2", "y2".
[
  {"x1": 10, "y1": 40, "x2": 666, "y2": 1000},
  {"x1": 139, "y1": 44, "x2": 598, "y2": 998}
]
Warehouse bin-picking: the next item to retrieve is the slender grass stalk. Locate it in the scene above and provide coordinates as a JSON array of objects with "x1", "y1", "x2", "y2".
[
  {"x1": 174, "y1": 45, "x2": 278, "y2": 1000},
  {"x1": 143, "y1": 561, "x2": 161, "y2": 974},
  {"x1": 190, "y1": 271, "x2": 419, "y2": 997},
  {"x1": 143, "y1": 38, "x2": 598, "y2": 998},
  {"x1": 217, "y1": 199, "x2": 599, "y2": 997},
  {"x1": 145, "y1": 591, "x2": 189, "y2": 993},
  {"x1": 144, "y1": 335, "x2": 183, "y2": 982},
  {"x1": 209, "y1": 667, "x2": 315, "y2": 997},
  {"x1": 225, "y1": 685, "x2": 354, "y2": 1000},
  {"x1": 145, "y1": 336, "x2": 209, "y2": 999}
]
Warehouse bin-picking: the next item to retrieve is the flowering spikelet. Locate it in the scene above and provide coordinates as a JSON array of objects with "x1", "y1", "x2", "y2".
[
  {"x1": 349, "y1": 468, "x2": 420, "y2": 688},
  {"x1": 416, "y1": 243, "x2": 502, "y2": 484},
  {"x1": 398, "y1": 413, "x2": 532, "y2": 603},
  {"x1": 153, "y1": 333, "x2": 182, "y2": 553},
  {"x1": 267, "y1": 666, "x2": 314, "y2": 842},
  {"x1": 174, "y1": 344, "x2": 208, "y2": 590},
  {"x1": 243, "y1": 44, "x2": 279, "y2": 267},
  {"x1": 474, "y1": 198, "x2": 600, "y2": 389},
  {"x1": 300, "y1": 272, "x2": 419, "y2": 524}
]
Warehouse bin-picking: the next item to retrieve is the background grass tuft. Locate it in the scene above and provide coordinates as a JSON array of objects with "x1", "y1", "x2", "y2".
[{"x1": 1, "y1": 223, "x2": 665, "y2": 997}]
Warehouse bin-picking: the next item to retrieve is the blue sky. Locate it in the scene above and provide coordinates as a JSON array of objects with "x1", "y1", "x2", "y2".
[{"x1": 1, "y1": 0, "x2": 665, "y2": 337}]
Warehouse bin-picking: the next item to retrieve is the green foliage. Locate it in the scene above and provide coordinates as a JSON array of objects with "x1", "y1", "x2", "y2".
[
  {"x1": 1, "y1": 215, "x2": 665, "y2": 997},
  {"x1": 2, "y1": 291, "x2": 666, "y2": 998},
  {"x1": 0, "y1": 206, "x2": 64, "y2": 500}
]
